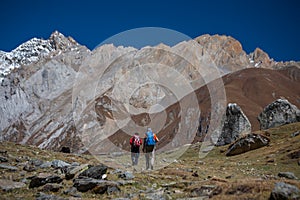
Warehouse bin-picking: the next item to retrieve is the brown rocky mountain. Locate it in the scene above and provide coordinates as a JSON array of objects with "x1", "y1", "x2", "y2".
[
  {"x1": 0, "y1": 31, "x2": 299, "y2": 157},
  {"x1": 195, "y1": 65, "x2": 300, "y2": 140}
]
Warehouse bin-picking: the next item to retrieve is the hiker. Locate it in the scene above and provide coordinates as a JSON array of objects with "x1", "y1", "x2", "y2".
[
  {"x1": 143, "y1": 127, "x2": 159, "y2": 170},
  {"x1": 129, "y1": 132, "x2": 143, "y2": 166}
]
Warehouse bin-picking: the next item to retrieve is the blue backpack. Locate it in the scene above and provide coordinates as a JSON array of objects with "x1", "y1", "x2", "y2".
[{"x1": 146, "y1": 131, "x2": 156, "y2": 146}]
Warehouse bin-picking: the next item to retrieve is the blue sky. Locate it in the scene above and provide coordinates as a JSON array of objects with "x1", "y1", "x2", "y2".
[{"x1": 0, "y1": 0, "x2": 299, "y2": 61}]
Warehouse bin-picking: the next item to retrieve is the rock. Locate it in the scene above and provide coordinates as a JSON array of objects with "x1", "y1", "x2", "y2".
[
  {"x1": 41, "y1": 183, "x2": 63, "y2": 192},
  {"x1": 60, "y1": 146, "x2": 71, "y2": 153},
  {"x1": 78, "y1": 164, "x2": 107, "y2": 180},
  {"x1": 291, "y1": 130, "x2": 300, "y2": 137},
  {"x1": 270, "y1": 182, "x2": 300, "y2": 200},
  {"x1": 258, "y1": 99, "x2": 300, "y2": 130},
  {"x1": 215, "y1": 103, "x2": 251, "y2": 146},
  {"x1": 118, "y1": 171, "x2": 135, "y2": 180},
  {"x1": 287, "y1": 150, "x2": 300, "y2": 159},
  {"x1": 35, "y1": 192, "x2": 67, "y2": 200},
  {"x1": 278, "y1": 172, "x2": 298, "y2": 180},
  {"x1": 0, "y1": 163, "x2": 18, "y2": 171},
  {"x1": 226, "y1": 133, "x2": 270, "y2": 156},
  {"x1": 65, "y1": 164, "x2": 89, "y2": 180},
  {"x1": 73, "y1": 177, "x2": 119, "y2": 193},
  {"x1": 63, "y1": 187, "x2": 82, "y2": 198},
  {"x1": 96, "y1": 185, "x2": 120, "y2": 195},
  {"x1": 40, "y1": 159, "x2": 70, "y2": 169},
  {"x1": 0, "y1": 179, "x2": 26, "y2": 191},
  {"x1": 29, "y1": 173, "x2": 63, "y2": 188},
  {"x1": 226, "y1": 184, "x2": 253, "y2": 195},
  {"x1": 0, "y1": 156, "x2": 8, "y2": 162},
  {"x1": 191, "y1": 185, "x2": 222, "y2": 197},
  {"x1": 51, "y1": 159, "x2": 71, "y2": 168},
  {"x1": 40, "y1": 161, "x2": 53, "y2": 168},
  {"x1": 30, "y1": 159, "x2": 44, "y2": 167},
  {"x1": 23, "y1": 163, "x2": 36, "y2": 172}
]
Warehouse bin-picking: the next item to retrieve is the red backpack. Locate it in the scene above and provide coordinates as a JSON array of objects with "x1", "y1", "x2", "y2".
[{"x1": 133, "y1": 136, "x2": 141, "y2": 147}]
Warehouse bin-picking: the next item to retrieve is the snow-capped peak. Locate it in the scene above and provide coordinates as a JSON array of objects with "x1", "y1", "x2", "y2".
[{"x1": 0, "y1": 31, "x2": 83, "y2": 82}]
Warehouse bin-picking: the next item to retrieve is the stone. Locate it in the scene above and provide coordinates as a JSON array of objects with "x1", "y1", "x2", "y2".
[
  {"x1": 29, "y1": 173, "x2": 63, "y2": 188},
  {"x1": 78, "y1": 164, "x2": 107, "y2": 180},
  {"x1": 226, "y1": 133, "x2": 270, "y2": 156},
  {"x1": 73, "y1": 177, "x2": 119, "y2": 193},
  {"x1": 0, "y1": 179, "x2": 26, "y2": 191},
  {"x1": 215, "y1": 103, "x2": 251, "y2": 146},
  {"x1": 278, "y1": 172, "x2": 298, "y2": 180},
  {"x1": 291, "y1": 130, "x2": 300, "y2": 137},
  {"x1": 41, "y1": 183, "x2": 63, "y2": 192},
  {"x1": 0, "y1": 156, "x2": 8, "y2": 162},
  {"x1": 191, "y1": 185, "x2": 222, "y2": 197},
  {"x1": 258, "y1": 99, "x2": 300, "y2": 130},
  {"x1": 23, "y1": 163, "x2": 36, "y2": 172},
  {"x1": 65, "y1": 164, "x2": 89, "y2": 180},
  {"x1": 30, "y1": 159, "x2": 44, "y2": 166},
  {"x1": 35, "y1": 192, "x2": 67, "y2": 200},
  {"x1": 106, "y1": 186, "x2": 121, "y2": 195},
  {"x1": 0, "y1": 163, "x2": 18, "y2": 171},
  {"x1": 63, "y1": 187, "x2": 82, "y2": 198},
  {"x1": 270, "y1": 182, "x2": 300, "y2": 200},
  {"x1": 51, "y1": 159, "x2": 71, "y2": 168},
  {"x1": 118, "y1": 171, "x2": 135, "y2": 180},
  {"x1": 287, "y1": 150, "x2": 300, "y2": 159}
]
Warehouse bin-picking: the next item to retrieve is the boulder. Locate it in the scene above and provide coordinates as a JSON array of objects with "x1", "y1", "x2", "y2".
[
  {"x1": 40, "y1": 159, "x2": 70, "y2": 169},
  {"x1": 191, "y1": 185, "x2": 222, "y2": 197},
  {"x1": 41, "y1": 183, "x2": 63, "y2": 192},
  {"x1": 118, "y1": 171, "x2": 135, "y2": 180},
  {"x1": 65, "y1": 164, "x2": 89, "y2": 180},
  {"x1": 287, "y1": 150, "x2": 300, "y2": 159},
  {"x1": 226, "y1": 133, "x2": 270, "y2": 156},
  {"x1": 0, "y1": 179, "x2": 26, "y2": 191},
  {"x1": 0, "y1": 164, "x2": 18, "y2": 171},
  {"x1": 29, "y1": 173, "x2": 63, "y2": 188},
  {"x1": 63, "y1": 187, "x2": 82, "y2": 198},
  {"x1": 258, "y1": 99, "x2": 300, "y2": 130},
  {"x1": 278, "y1": 172, "x2": 298, "y2": 180},
  {"x1": 78, "y1": 164, "x2": 107, "y2": 180},
  {"x1": 216, "y1": 103, "x2": 251, "y2": 146},
  {"x1": 0, "y1": 156, "x2": 8, "y2": 162},
  {"x1": 73, "y1": 177, "x2": 119, "y2": 193},
  {"x1": 35, "y1": 192, "x2": 67, "y2": 200},
  {"x1": 23, "y1": 163, "x2": 36, "y2": 172},
  {"x1": 270, "y1": 182, "x2": 300, "y2": 200}
]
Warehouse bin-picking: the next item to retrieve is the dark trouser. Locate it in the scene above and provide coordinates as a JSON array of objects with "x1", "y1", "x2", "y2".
[
  {"x1": 144, "y1": 145, "x2": 155, "y2": 170},
  {"x1": 131, "y1": 146, "x2": 140, "y2": 166},
  {"x1": 131, "y1": 152, "x2": 140, "y2": 165}
]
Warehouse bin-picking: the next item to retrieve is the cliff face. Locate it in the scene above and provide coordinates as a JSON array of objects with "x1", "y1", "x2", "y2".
[{"x1": 0, "y1": 31, "x2": 299, "y2": 153}]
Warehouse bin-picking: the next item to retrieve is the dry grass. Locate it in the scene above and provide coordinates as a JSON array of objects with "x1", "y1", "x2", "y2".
[{"x1": 0, "y1": 122, "x2": 299, "y2": 199}]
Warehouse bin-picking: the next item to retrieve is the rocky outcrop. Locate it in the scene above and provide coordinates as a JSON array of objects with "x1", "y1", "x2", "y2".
[
  {"x1": 225, "y1": 133, "x2": 270, "y2": 156},
  {"x1": 29, "y1": 173, "x2": 63, "y2": 188},
  {"x1": 270, "y1": 182, "x2": 300, "y2": 200},
  {"x1": 215, "y1": 103, "x2": 251, "y2": 146},
  {"x1": 258, "y1": 99, "x2": 300, "y2": 130}
]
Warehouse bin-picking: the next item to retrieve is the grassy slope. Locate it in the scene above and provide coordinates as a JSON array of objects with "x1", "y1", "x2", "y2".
[{"x1": 0, "y1": 122, "x2": 299, "y2": 199}]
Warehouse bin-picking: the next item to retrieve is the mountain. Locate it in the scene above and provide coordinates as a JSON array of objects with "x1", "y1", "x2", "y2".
[
  {"x1": 0, "y1": 31, "x2": 299, "y2": 155},
  {"x1": 195, "y1": 66, "x2": 300, "y2": 142}
]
